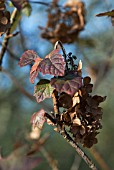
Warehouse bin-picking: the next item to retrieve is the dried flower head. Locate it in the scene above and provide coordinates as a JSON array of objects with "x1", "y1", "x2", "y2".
[{"x1": 39, "y1": 0, "x2": 86, "y2": 43}]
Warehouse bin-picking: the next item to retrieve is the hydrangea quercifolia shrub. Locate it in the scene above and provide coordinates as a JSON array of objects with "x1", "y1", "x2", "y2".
[{"x1": 19, "y1": 41, "x2": 106, "y2": 148}]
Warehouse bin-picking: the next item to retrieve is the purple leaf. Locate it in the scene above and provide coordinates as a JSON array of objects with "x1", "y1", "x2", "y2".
[
  {"x1": 19, "y1": 50, "x2": 39, "y2": 67},
  {"x1": 51, "y1": 73, "x2": 82, "y2": 96},
  {"x1": 38, "y1": 49, "x2": 65, "y2": 76}
]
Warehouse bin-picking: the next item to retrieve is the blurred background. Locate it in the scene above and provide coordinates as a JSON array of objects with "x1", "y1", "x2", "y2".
[{"x1": 0, "y1": 0, "x2": 114, "y2": 170}]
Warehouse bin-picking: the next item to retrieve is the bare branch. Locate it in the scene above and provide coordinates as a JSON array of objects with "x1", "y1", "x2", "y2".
[
  {"x1": 0, "y1": 8, "x2": 18, "y2": 66},
  {"x1": 51, "y1": 90, "x2": 59, "y2": 116},
  {"x1": 59, "y1": 128, "x2": 98, "y2": 170}
]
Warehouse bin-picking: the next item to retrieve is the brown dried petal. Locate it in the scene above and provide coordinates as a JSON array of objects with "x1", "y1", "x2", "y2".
[
  {"x1": 77, "y1": 60, "x2": 82, "y2": 71},
  {"x1": 92, "y1": 95, "x2": 106, "y2": 104},
  {"x1": 62, "y1": 113, "x2": 71, "y2": 124},
  {"x1": 70, "y1": 125, "x2": 80, "y2": 136},
  {"x1": 58, "y1": 93, "x2": 73, "y2": 109},
  {"x1": 72, "y1": 95, "x2": 80, "y2": 107},
  {"x1": 0, "y1": 16, "x2": 8, "y2": 25},
  {"x1": 83, "y1": 76, "x2": 91, "y2": 86},
  {"x1": 86, "y1": 97, "x2": 99, "y2": 109},
  {"x1": 69, "y1": 111, "x2": 76, "y2": 120},
  {"x1": 86, "y1": 84, "x2": 93, "y2": 93},
  {"x1": 73, "y1": 118, "x2": 81, "y2": 126}
]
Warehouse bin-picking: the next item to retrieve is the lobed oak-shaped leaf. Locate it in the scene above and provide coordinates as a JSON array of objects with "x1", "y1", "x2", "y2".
[
  {"x1": 38, "y1": 49, "x2": 65, "y2": 76},
  {"x1": 19, "y1": 49, "x2": 65, "y2": 84},
  {"x1": 19, "y1": 50, "x2": 39, "y2": 67},
  {"x1": 34, "y1": 79, "x2": 54, "y2": 103},
  {"x1": 51, "y1": 73, "x2": 82, "y2": 96},
  {"x1": 30, "y1": 109, "x2": 46, "y2": 129}
]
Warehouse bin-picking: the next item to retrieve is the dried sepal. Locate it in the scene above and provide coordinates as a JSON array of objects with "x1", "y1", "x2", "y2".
[{"x1": 72, "y1": 92, "x2": 80, "y2": 107}]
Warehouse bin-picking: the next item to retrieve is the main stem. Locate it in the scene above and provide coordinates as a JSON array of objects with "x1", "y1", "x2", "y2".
[
  {"x1": 51, "y1": 87, "x2": 98, "y2": 170},
  {"x1": 60, "y1": 129, "x2": 98, "y2": 170},
  {"x1": 54, "y1": 40, "x2": 69, "y2": 70}
]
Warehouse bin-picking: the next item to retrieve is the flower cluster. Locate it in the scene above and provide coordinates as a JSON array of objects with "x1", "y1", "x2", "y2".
[{"x1": 62, "y1": 76, "x2": 106, "y2": 148}]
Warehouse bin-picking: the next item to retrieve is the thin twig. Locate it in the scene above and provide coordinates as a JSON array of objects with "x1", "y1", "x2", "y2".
[
  {"x1": 0, "y1": 42, "x2": 20, "y2": 61},
  {"x1": 54, "y1": 40, "x2": 68, "y2": 70},
  {"x1": 0, "y1": 8, "x2": 18, "y2": 66},
  {"x1": 45, "y1": 112, "x2": 56, "y2": 124},
  {"x1": 27, "y1": 133, "x2": 50, "y2": 156},
  {"x1": 6, "y1": 31, "x2": 19, "y2": 38},
  {"x1": 51, "y1": 90, "x2": 59, "y2": 115}
]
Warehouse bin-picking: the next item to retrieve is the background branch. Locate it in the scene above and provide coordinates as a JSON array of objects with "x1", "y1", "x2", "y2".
[
  {"x1": 1, "y1": 68, "x2": 35, "y2": 101},
  {"x1": 90, "y1": 147, "x2": 111, "y2": 170}
]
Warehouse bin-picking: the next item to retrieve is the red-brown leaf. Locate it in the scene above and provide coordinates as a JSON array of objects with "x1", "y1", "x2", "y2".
[
  {"x1": 38, "y1": 49, "x2": 65, "y2": 76},
  {"x1": 19, "y1": 50, "x2": 39, "y2": 67},
  {"x1": 30, "y1": 109, "x2": 46, "y2": 129}
]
